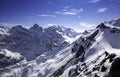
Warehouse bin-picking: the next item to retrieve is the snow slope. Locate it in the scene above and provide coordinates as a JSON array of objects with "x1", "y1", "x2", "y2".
[
  {"x1": 0, "y1": 49, "x2": 26, "y2": 68},
  {"x1": 61, "y1": 19, "x2": 120, "y2": 77},
  {"x1": 0, "y1": 44, "x2": 76, "y2": 77}
]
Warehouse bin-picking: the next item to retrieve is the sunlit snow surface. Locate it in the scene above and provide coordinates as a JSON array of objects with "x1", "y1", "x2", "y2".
[
  {"x1": 0, "y1": 44, "x2": 76, "y2": 77},
  {"x1": 61, "y1": 23, "x2": 120, "y2": 77}
]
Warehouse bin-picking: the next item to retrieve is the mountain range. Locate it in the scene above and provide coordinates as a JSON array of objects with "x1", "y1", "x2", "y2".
[
  {"x1": 0, "y1": 18, "x2": 120, "y2": 77},
  {"x1": 0, "y1": 24, "x2": 80, "y2": 61}
]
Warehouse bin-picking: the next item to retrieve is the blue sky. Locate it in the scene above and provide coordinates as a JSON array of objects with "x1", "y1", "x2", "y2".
[{"x1": 0, "y1": 0, "x2": 120, "y2": 32}]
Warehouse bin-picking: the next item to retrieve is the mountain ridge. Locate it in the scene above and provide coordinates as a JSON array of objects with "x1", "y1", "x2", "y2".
[
  {"x1": 0, "y1": 17, "x2": 120, "y2": 77},
  {"x1": 0, "y1": 24, "x2": 80, "y2": 61}
]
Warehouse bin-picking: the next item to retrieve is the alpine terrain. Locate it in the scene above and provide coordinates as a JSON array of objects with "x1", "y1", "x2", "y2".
[{"x1": 0, "y1": 18, "x2": 120, "y2": 77}]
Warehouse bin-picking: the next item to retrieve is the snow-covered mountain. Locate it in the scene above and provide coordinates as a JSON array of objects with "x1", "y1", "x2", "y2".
[
  {"x1": 106, "y1": 17, "x2": 120, "y2": 27},
  {"x1": 61, "y1": 18, "x2": 120, "y2": 77},
  {"x1": 0, "y1": 24, "x2": 80, "y2": 61},
  {"x1": 1, "y1": 17, "x2": 120, "y2": 77}
]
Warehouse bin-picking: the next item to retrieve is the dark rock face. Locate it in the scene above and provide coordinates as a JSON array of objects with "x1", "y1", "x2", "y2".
[
  {"x1": 94, "y1": 74, "x2": 99, "y2": 77},
  {"x1": 101, "y1": 65, "x2": 107, "y2": 72},
  {"x1": 109, "y1": 57, "x2": 120, "y2": 77},
  {"x1": 0, "y1": 55, "x2": 24, "y2": 68},
  {"x1": 97, "y1": 23, "x2": 109, "y2": 29},
  {"x1": 108, "y1": 53, "x2": 116, "y2": 63},
  {"x1": 29, "y1": 24, "x2": 43, "y2": 37},
  {"x1": 76, "y1": 45, "x2": 84, "y2": 58}
]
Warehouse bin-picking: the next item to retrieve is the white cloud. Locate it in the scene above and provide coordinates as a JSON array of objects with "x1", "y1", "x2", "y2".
[
  {"x1": 55, "y1": 8, "x2": 83, "y2": 15},
  {"x1": 90, "y1": 0, "x2": 100, "y2": 3},
  {"x1": 56, "y1": 11, "x2": 77, "y2": 15},
  {"x1": 97, "y1": 8, "x2": 108, "y2": 13},
  {"x1": 80, "y1": 22, "x2": 96, "y2": 28},
  {"x1": 47, "y1": 23, "x2": 56, "y2": 26},
  {"x1": 0, "y1": 23, "x2": 21, "y2": 27},
  {"x1": 71, "y1": 8, "x2": 83, "y2": 13},
  {"x1": 72, "y1": 22, "x2": 96, "y2": 32},
  {"x1": 38, "y1": 14, "x2": 56, "y2": 17},
  {"x1": 0, "y1": 23, "x2": 31, "y2": 29}
]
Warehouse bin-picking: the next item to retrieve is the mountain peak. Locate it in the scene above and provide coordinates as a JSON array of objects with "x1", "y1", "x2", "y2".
[
  {"x1": 29, "y1": 24, "x2": 43, "y2": 31},
  {"x1": 104, "y1": 17, "x2": 120, "y2": 27},
  {"x1": 112, "y1": 17, "x2": 120, "y2": 27},
  {"x1": 0, "y1": 26, "x2": 9, "y2": 34},
  {"x1": 10, "y1": 25, "x2": 28, "y2": 31},
  {"x1": 97, "y1": 23, "x2": 108, "y2": 29},
  {"x1": 33, "y1": 24, "x2": 39, "y2": 27}
]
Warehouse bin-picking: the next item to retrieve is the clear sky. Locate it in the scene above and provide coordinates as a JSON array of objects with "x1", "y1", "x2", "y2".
[{"x1": 0, "y1": 0, "x2": 120, "y2": 32}]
